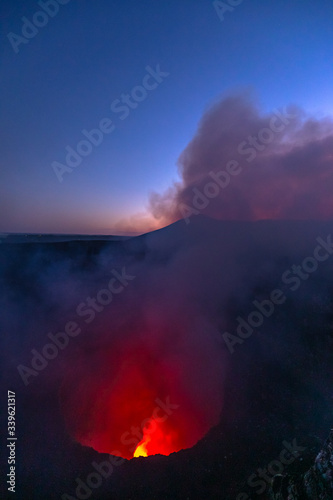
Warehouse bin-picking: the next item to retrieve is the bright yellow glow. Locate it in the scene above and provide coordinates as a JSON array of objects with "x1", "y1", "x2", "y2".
[
  {"x1": 134, "y1": 444, "x2": 148, "y2": 457},
  {"x1": 133, "y1": 436, "x2": 150, "y2": 457}
]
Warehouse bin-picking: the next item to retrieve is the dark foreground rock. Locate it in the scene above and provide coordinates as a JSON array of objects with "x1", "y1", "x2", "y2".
[{"x1": 270, "y1": 429, "x2": 333, "y2": 499}]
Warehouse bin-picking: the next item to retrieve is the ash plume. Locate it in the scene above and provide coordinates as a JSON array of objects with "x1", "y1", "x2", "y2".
[{"x1": 149, "y1": 94, "x2": 333, "y2": 226}]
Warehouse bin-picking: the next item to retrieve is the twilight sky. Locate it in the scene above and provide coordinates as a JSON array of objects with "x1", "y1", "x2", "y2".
[{"x1": 1, "y1": 0, "x2": 333, "y2": 234}]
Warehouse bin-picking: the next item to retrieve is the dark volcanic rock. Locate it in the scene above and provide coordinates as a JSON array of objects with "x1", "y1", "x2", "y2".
[{"x1": 270, "y1": 429, "x2": 333, "y2": 500}]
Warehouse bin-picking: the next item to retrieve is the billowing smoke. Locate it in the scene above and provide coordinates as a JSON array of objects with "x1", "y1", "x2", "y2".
[
  {"x1": 2, "y1": 93, "x2": 333, "y2": 498},
  {"x1": 1, "y1": 237, "x2": 226, "y2": 462},
  {"x1": 59, "y1": 270, "x2": 225, "y2": 460},
  {"x1": 149, "y1": 94, "x2": 333, "y2": 226}
]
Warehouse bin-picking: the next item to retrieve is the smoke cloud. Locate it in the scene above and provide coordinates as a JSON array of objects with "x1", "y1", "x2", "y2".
[
  {"x1": 2, "y1": 93, "x2": 333, "y2": 497},
  {"x1": 149, "y1": 94, "x2": 333, "y2": 226},
  {"x1": 1, "y1": 237, "x2": 226, "y2": 462}
]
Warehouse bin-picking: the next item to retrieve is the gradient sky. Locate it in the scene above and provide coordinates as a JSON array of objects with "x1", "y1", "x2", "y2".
[{"x1": 1, "y1": 0, "x2": 333, "y2": 234}]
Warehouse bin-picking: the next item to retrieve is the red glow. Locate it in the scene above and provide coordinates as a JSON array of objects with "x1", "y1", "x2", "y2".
[
  {"x1": 133, "y1": 419, "x2": 172, "y2": 458},
  {"x1": 60, "y1": 316, "x2": 224, "y2": 460}
]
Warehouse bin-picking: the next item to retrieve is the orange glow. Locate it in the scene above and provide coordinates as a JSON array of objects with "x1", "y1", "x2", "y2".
[
  {"x1": 133, "y1": 417, "x2": 175, "y2": 458},
  {"x1": 60, "y1": 318, "x2": 224, "y2": 460},
  {"x1": 133, "y1": 436, "x2": 150, "y2": 457}
]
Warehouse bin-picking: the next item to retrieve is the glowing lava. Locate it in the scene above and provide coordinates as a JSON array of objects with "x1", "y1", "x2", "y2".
[
  {"x1": 133, "y1": 436, "x2": 150, "y2": 457},
  {"x1": 131, "y1": 417, "x2": 176, "y2": 458},
  {"x1": 59, "y1": 314, "x2": 225, "y2": 460}
]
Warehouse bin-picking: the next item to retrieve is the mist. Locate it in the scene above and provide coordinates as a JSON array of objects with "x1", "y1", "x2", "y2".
[{"x1": 148, "y1": 94, "x2": 333, "y2": 227}]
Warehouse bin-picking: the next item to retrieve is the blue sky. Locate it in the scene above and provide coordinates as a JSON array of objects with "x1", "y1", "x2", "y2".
[{"x1": 1, "y1": 0, "x2": 333, "y2": 233}]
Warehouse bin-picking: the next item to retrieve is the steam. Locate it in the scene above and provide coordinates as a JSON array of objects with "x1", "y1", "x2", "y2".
[
  {"x1": 1, "y1": 92, "x2": 333, "y2": 496},
  {"x1": 149, "y1": 94, "x2": 333, "y2": 226},
  {"x1": 1, "y1": 239, "x2": 226, "y2": 459},
  {"x1": 57, "y1": 234, "x2": 227, "y2": 459}
]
